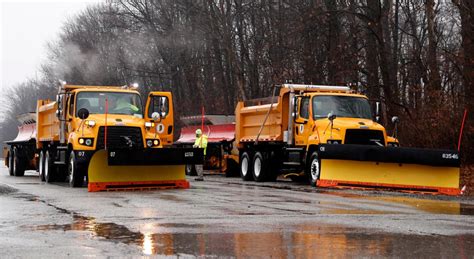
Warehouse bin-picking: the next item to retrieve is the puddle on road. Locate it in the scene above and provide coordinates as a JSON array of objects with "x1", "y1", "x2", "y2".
[
  {"x1": 319, "y1": 191, "x2": 474, "y2": 216},
  {"x1": 10, "y1": 188, "x2": 474, "y2": 257},
  {"x1": 370, "y1": 196, "x2": 474, "y2": 216},
  {"x1": 24, "y1": 213, "x2": 474, "y2": 257},
  {"x1": 157, "y1": 194, "x2": 185, "y2": 203},
  {"x1": 320, "y1": 209, "x2": 392, "y2": 215}
]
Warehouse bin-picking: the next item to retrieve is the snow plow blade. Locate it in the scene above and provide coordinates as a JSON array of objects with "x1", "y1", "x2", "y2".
[
  {"x1": 88, "y1": 148, "x2": 203, "y2": 192},
  {"x1": 317, "y1": 145, "x2": 461, "y2": 196}
]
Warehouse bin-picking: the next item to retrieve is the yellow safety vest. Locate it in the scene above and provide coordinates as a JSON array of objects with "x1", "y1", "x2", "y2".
[{"x1": 194, "y1": 135, "x2": 208, "y2": 156}]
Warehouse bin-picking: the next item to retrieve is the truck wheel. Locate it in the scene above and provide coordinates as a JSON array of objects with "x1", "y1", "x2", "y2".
[
  {"x1": 13, "y1": 147, "x2": 25, "y2": 177},
  {"x1": 240, "y1": 151, "x2": 253, "y2": 181},
  {"x1": 306, "y1": 151, "x2": 320, "y2": 187},
  {"x1": 252, "y1": 152, "x2": 269, "y2": 182},
  {"x1": 185, "y1": 164, "x2": 197, "y2": 176},
  {"x1": 8, "y1": 149, "x2": 14, "y2": 176},
  {"x1": 45, "y1": 150, "x2": 56, "y2": 183},
  {"x1": 68, "y1": 151, "x2": 84, "y2": 187},
  {"x1": 38, "y1": 150, "x2": 46, "y2": 181}
]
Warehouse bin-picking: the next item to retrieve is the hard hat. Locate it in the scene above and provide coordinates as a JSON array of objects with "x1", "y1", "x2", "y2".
[{"x1": 195, "y1": 129, "x2": 202, "y2": 135}]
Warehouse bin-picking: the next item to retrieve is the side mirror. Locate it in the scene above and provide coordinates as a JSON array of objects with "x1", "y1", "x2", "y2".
[
  {"x1": 55, "y1": 109, "x2": 61, "y2": 118},
  {"x1": 375, "y1": 101, "x2": 381, "y2": 122},
  {"x1": 151, "y1": 112, "x2": 160, "y2": 121},
  {"x1": 77, "y1": 108, "x2": 89, "y2": 120},
  {"x1": 56, "y1": 95, "x2": 64, "y2": 108},
  {"x1": 327, "y1": 112, "x2": 337, "y2": 121},
  {"x1": 391, "y1": 116, "x2": 399, "y2": 124},
  {"x1": 391, "y1": 116, "x2": 399, "y2": 138},
  {"x1": 327, "y1": 112, "x2": 336, "y2": 139}
]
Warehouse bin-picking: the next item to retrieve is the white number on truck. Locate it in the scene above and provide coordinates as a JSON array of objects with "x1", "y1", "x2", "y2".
[{"x1": 442, "y1": 153, "x2": 459, "y2": 160}]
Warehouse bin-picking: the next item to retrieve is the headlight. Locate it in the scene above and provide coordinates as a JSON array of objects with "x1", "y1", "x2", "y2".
[
  {"x1": 146, "y1": 139, "x2": 160, "y2": 147},
  {"x1": 86, "y1": 120, "x2": 96, "y2": 127},
  {"x1": 145, "y1": 122, "x2": 154, "y2": 128},
  {"x1": 388, "y1": 142, "x2": 399, "y2": 147},
  {"x1": 79, "y1": 138, "x2": 94, "y2": 146},
  {"x1": 146, "y1": 140, "x2": 153, "y2": 147},
  {"x1": 327, "y1": 140, "x2": 341, "y2": 144}
]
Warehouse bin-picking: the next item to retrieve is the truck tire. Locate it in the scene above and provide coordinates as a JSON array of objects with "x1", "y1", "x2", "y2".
[
  {"x1": 252, "y1": 151, "x2": 269, "y2": 182},
  {"x1": 185, "y1": 164, "x2": 197, "y2": 176},
  {"x1": 240, "y1": 151, "x2": 253, "y2": 181},
  {"x1": 13, "y1": 147, "x2": 25, "y2": 177},
  {"x1": 8, "y1": 149, "x2": 14, "y2": 176},
  {"x1": 68, "y1": 151, "x2": 85, "y2": 187},
  {"x1": 45, "y1": 150, "x2": 56, "y2": 183},
  {"x1": 306, "y1": 151, "x2": 320, "y2": 187},
  {"x1": 38, "y1": 150, "x2": 46, "y2": 181}
]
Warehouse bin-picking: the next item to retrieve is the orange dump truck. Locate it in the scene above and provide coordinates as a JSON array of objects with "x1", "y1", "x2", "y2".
[
  {"x1": 235, "y1": 84, "x2": 461, "y2": 195},
  {"x1": 4, "y1": 83, "x2": 203, "y2": 191}
]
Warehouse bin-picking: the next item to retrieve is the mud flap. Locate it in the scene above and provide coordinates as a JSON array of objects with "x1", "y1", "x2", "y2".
[
  {"x1": 317, "y1": 145, "x2": 461, "y2": 195},
  {"x1": 88, "y1": 148, "x2": 203, "y2": 192}
]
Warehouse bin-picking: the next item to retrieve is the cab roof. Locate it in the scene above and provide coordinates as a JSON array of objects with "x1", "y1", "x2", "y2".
[
  {"x1": 64, "y1": 85, "x2": 140, "y2": 94},
  {"x1": 279, "y1": 84, "x2": 367, "y2": 98}
]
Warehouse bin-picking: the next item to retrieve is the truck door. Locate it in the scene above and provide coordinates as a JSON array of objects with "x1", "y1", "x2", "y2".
[
  {"x1": 294, "y1": 96, "x2": 311, "y2": 146},
  {"x1": 145, "y1": 92, "x2": 174, "y2": 146}
]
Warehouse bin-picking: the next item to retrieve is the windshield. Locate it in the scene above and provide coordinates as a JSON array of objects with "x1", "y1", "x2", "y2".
[
  {"x1": 76, "y1": 92, "x2": 143, "y2": 117},
  {"x1": 312, "y1": 95, "x2": 372, "y2": 119}
]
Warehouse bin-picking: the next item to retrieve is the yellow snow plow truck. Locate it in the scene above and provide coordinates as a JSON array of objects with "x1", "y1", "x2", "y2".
[
  {"x1": 4, "y1": 83, "x2": 203, "y2": 192},
  {"x1": 235, "y1": 84, "x2": 460, "y2": 195}
]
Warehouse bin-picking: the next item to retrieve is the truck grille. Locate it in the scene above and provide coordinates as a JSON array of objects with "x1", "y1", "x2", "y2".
[
  {"x1": 96, "y1": 126, "x2": 143, "y2": 149},
  {"x1": 344, "y1": 129, "x2": 385, "y2": 146}
]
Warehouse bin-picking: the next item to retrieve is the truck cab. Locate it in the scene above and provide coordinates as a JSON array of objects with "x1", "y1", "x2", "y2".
[
  {"x1": 58, "y1": 87, "x2": 172, "y2": 152},
  {"x1": 293, "y1": 92, "x2": 399, "y2": 148}
]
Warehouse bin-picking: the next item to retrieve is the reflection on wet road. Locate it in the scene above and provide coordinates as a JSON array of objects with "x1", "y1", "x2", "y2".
[
  {"x1": 24, "y1": 212, "x2": 474, "y2": 257},
  {"x1": 319, "y1": 191, "x2": 474, "y2": 215},
  {"x1": 2, "y1": 171, "x2": 474, "y2": 258}
]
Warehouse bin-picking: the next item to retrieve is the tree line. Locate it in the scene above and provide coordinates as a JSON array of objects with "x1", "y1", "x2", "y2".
[{"x1": 1, "y1": 0, "x2": 472, "y2": 162}]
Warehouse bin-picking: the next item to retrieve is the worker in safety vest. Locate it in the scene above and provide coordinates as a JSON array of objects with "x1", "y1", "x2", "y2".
[
  {"x1": 109, "y1": 96, "x2": 140, "y2": 114},
  {"x1": 193, "y1": 128, "x2": 208, "y2": 181}
]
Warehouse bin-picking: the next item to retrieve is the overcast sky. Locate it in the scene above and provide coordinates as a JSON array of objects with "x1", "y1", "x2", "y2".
[{"x1": 1, "y1": 0, "x2": 102, "y2": 90}]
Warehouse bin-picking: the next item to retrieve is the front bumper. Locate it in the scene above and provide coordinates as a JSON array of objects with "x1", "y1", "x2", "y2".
[
  {"x1": 106, "y1": 147, "x2": 204, "y2": 166},
  {"x1": 318, "y1": 144, "x2": 460, "y2": 167}
]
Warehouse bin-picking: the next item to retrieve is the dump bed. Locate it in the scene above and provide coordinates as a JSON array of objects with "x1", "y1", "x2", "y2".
[
  {"x1": 235, "y1": 90, "x2": 290, "y2": 146},
  {"x1": 36, "y1": 100, "x2": 60, "y2": 147}
]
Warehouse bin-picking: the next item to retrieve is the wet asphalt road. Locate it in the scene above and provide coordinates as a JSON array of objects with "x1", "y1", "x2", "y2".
[{"x1": 1, "y1": 166, "x2": 474, "y2": 258}]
